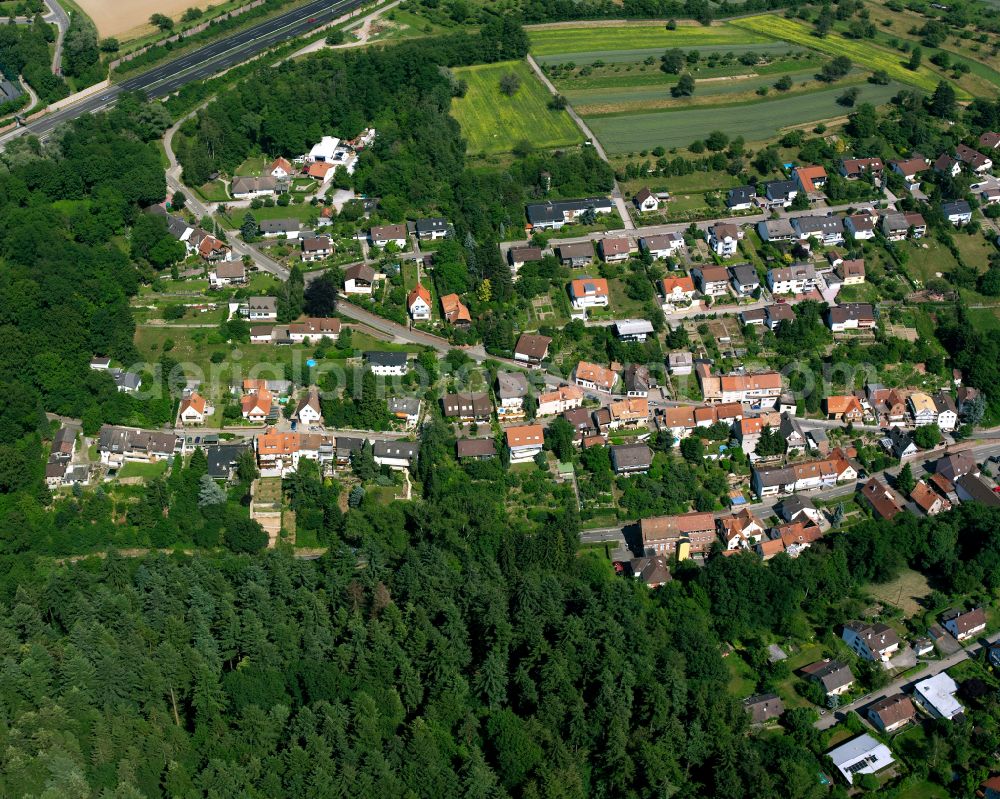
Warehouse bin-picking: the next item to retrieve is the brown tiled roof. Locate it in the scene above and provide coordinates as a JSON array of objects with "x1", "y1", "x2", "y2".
[
  {"x1": 514, "y1": 334, "x2": 551, "y2": 360},
  {"x1": 868, "y1": 694, "x2": 915, "y2": 728}
]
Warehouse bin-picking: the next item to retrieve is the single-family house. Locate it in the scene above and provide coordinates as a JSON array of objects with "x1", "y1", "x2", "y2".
[
  {"x1": 624, "y1": 364, "x2": 653, "y2": 397},
  {"x1": 867, "y1": 694, "x2": 916, "y2": 733},
  {"x1": 882, "y1": 211, "x2": 926, "y2": 240},
  {"x1": 525, "y1": 197, "x2": 614, "y2": 230},
  {"x1": 343, "y1": 263, "x2": 376, "y2": 294},
  {"x1": 792, "y1": 215, "x2": 844, "y2": 246},
  {"x1": 557, "y1": 241, "x2": 594, "y2": 267},
  {"x1": 956, "y1": 142, "x2": 993, "y2": 173},
  {"x1": 729, "y1": 263, "x2": 760, "y2": 295},
  {"x1": 457, "y1": 438, "x2": 497, "y2": 461},
  {"x1": 496, "y1": 371, "x2": 529, "y2": 420},
  {"x1": 231, "y1": 176, "x2": 277, "y2": 199},
  {"x1": 508, "y1": 246, "x2": 543, "y2": 270},
  {"x1": 827, "y1": 302, "x2": 876, "y2": 333},
  {"x1": 369, "y1": 224, "x2": 408, "y2": 249},
  {"x1": 744, "y1": 694, "x2": 783, "y2": 724},
  {"x1": 718, "y1": 508, "x2": 766, "y2": 550},
  {"x1": 260, "y1": 218, "x2": 301, "y2": 238},
  {"x1": 842, "y1": 621, "x2": 900, "y2": 663},
  {"x1": 913, "y1": 673, "x2": 964, "y2": 720},
  {"x1": 777, "y1": 495, "x2": 822, "y2": 525},
  {"x1": 933, "y1": 391, "x2": 958, "y2": 432},
  {"x1": 562, "y1": 407, "x2": 598, "y2": 441},
  {"x1": 839, "y1": 157, "x2": 884, "y2": 180},
  {"x1": 293, "y1": 389, "x2": 323, "y2": 425},
  {"x1": 387, "y1": 397, "x2": 421, "y2": 428},
  {"x1": 613, "y1": 319, "x2": 654, "y2": 342},
  {"x1": 288, "y1": 317, "x2": 341, "y2": 343},
  {"x1": 537, "y1": 385, "x2": 584, "y2": 417},
  {"x1": 506, "y1": 424, "x2": 544, "y2": 463},
  {"x1": 911, "y1": 480, "x2": 951, "y2": 516},
  {"x1": 373, "y1": 440, "x2": 418, "y2": 470},
  {"x1": 667, "y1": 351, "x2": 694, "y2": 375},
  {"x1": 768, "y1": 263, "x2": 817, "y2": 295},
  {"x1": 605, "y1": 397, "x2": 649, "y2": 430},
  {"x1": 243, "y1": 296, "x2": 278, "y2": 321},
  {"x1": 765, "y1": 303, "x2": 796, "y2": 330},
  {"x1": 598, "y1": 237, "x2": 631, "y2": 263},
  {"x1": 942, "y1": 199, "x2": 973, "y2": 226},
  {"x1": 610, "y1": 443, "x2": 653, "y2": 474},
  {"x1": 726, "y1": 185, "x2": 756, "y2": 211},
  {"x1": 890, "y1": 156, "x2": 929, "y2": 182},
  {"x1": 937, "y1": 452, "x2": 979, "y2": 483},
  {"x1": 835, "y1": 259, "x2": 866, "y2": 285},
  {"x1": 762, "y1": 179, "x2": 798, "y2": 208},
  {"x1": 209, "y1": 262, "x2": 246, "y2": 288},
  {"x1": 197, "y1": 234, "x2": 232, "y2": 263},
  {"x1": 979, "y1": 131, "x2": 1000, "y2": 150},
  {"x1": 241, "y1": 388, "x2": 273, "y2": 422},
  {"x1": 268, "y1": 157, "x2": 293, "y2": 179},
  {"x1": 934, "y1": 152, "x2": 962, "y2": 177},
  {"x1": 801, "y1": 659, "x2": 855, "y2": 696},
  {"x1": 693, "y1": 265, "x2": 731, "y2": 297},
  {"x1": 569, "y1": 277, "x2": 610, "y2": 311},
  {"x1": 706, "y1": 223, "x2": 742, "y2": 257},
  {"x1": 861, "y1": 476, "x2": 904, "y2": 520},
  {"x1": 793, "y1": 165, "x2": 827, "y2": 195},
  {"x1": 943, "y1": 607, "x2": 987, "y2": 641},
  {"x1": 633, "y1": 187, "x2": 659, "y2": 212},
  {"x1": 301, "y1": 236, "x2": 332, "y2": 262},
  {"x1": 364, "y1": 351, "x2": 409, "y2": 376},
  {"x1": 828, "y1": 735, "x2": 894, "y2": 786},
  {"x1": 514, "y1": 334, "x2": 551, "y2": 367},
  {"x1": 440, "y1": 293, "x2": 471, "y2": 327},
  {"x1": 574, "y1": 361, "x2": 617, "y2": 392},
  {"x1": 824, "y1": 395, "x2": 865, "y2": 423},
  {"x1": 756, "y1": 218, "x2": 797, "y2": 242},
  {"x1": 179, "y1": 392, "x2": 210, "y2": 425},
  {"x1": 660, "y1": 274, "x2": 696, "y2": 305},
  {"x1": 415, "y1": 217, "x2": 449, "y2": 240},
  {"x1": 640, "y1": 232, "x2": 685, "y2": 259},
  {"x1": 908, "y1": 391, "x2": 937, "y2": 426},
  {"x1": 407, "y1": 284, "x2": 432, "y2": 321},
  {"x1": 630, "y1": 555, "x2": 671, "y2": 588},
  {"x1": 844, "y1": 212, "x2": 877, "y2": 240}
]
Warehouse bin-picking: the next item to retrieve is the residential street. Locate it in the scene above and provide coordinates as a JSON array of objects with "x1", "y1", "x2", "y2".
[{"x1": 814, "y1": 631, "x2": 1000, "y2": 730}]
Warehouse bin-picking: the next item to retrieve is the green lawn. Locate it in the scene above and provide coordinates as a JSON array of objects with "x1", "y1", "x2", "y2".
[
  {"x1": 527, "y1": 22, "x2": 771, "y2": 57},
  {"x1": 951, "y1": 229, "x2": 997, "y2": 272},
  {"x1": 726, "y1": 653, "x2": 758, "y2": 698},
  {"x1": 534, "y1": 41, "x2": 800, "y2": 67},
  {"x1": 118, "y1": 461, "x2": 169, "y2": 479},
  {"x1": 585, "y1": 81, "x2": 904, "y2": 152},
  {"x1": 450, "y1": 60, "x2": 584, "y2": 155},
  {"x1": 894, "y1": 780, "x2": 949, "y2": 799},
  {"x1": 902, "y1": 239, "x2": 962, "y2": 285}
]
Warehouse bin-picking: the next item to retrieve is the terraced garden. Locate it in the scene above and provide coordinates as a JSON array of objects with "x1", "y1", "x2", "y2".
[
  {"x1": 586, "y1": 80, "x2": 905, "y2": 153},
  {"x1": 527, "y1": 22, "x2": 771, "y2": 57},
  {"x1": 449, "y1": 60, "x2": 583, "y2": 155},
  {"x1": 730, "y1": 15, "x2": 967, "y2": 96}
]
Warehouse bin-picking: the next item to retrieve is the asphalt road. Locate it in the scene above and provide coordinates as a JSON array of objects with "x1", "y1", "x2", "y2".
[{"x1": 15, "y1": 0, "x2": 367, "y2": 139}]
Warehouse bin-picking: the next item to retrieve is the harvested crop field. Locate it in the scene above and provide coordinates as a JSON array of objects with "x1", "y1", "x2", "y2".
[
  {"x1": 528, "y1": 22, "x2": 770, "y2": 57},
  {"x1": 450, "y1": 60, "x2": 583, "y2": 155},
  {"x1": 75, "y1": 0, "x2": 195, "y2": 38},
  {"x1": 731, "y1": 15, "x2": 964, "y2": 96},
  {"x1": 585, "y1": 80, "x2": 904, "y2": 153}
]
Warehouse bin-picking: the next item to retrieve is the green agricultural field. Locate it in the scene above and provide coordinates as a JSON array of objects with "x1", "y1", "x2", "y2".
[
  {"x1": 534, "y1": 41, "x2": 800, "y2": 66},
  {"x1": 585, "y1": 81, "x2": 904, "y2": 152},
  {"x1": 730, "y1": 15, "x2": 966, "y2": 96},
  {"x1": 450, "y1": 61, "x2": 583, "y2": 155},
  {"x1": 527, "y1": 23, "x2": 771, "y2": 57}
]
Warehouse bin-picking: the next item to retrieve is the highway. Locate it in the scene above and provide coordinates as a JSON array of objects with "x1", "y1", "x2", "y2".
[{"x1": 12, "y1": 0, "x2": 368, "y2": 139}]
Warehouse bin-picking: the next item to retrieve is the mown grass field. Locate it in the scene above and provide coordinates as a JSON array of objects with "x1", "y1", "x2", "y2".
[
  {"x1": 450, "y1": 61, "x2": 583, "y2": 155},
  {"x1": 586, "y1": 80, "x2": 904, "y2": 152},
  {"x1": 534, "y1": 41, "x2": 798, "y2": 66},
  {"x1": 527, "y1": 22, "x2": 771, "y2": 56},
  {"x1": 730, "y1": 15, "x2": 965, "y2": 96}
]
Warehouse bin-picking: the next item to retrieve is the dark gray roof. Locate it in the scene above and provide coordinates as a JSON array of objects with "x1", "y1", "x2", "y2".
[
  {"x1": 793, "y1": 215, "x2": 843, "y2": 235},
  {"x1": 206, "y1": 443, "x2": 251, "y2": 479},
  {"x1": 388, "y1": 397, "x2": 420, "y2": 415},
  {"x1": 729, "y1": 263, "x2": 759, "y2": 286},
  {"x1": 726, "y1": 185, "x2": 756, "y2": 206},
  {"x1": 941, "y1": 200, "x2": 972, "y2": 217},
  {"x1": 373, "y1": 440, "x2": 418, "y2": 461},
  {"x1": 364, "y1": 351, "x2": 408, "y2": 367},
  {"x1": 415, "y1": 217, "x2": 449, "y2": 235},
  {"x1": 260, "y1": 218, "x2": 301, "y2": 234},
  {"x1": 610, "y1": 443, "x2": 652, "y2": 471},
  {"x1": 526, "y1": 197, "x2": 613, "y2": 224},
  {"x1": 765, "y1": 179, "x2": 798, "y2": 198},
  {"x1": 98, "y1": 425, "x2": 178, "y2": 456}
]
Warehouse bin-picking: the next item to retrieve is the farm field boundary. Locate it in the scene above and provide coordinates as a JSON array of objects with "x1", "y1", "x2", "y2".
[{"x1": 527, "y1": 23, "x2": 770, "y2": 57}]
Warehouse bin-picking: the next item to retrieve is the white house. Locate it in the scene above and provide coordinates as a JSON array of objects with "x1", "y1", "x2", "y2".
[
  {"x1": 641, "y1": 232, "x2": 684, "y2": 259},
  {"x1": 365, "y1": 351, "x2": 408, "y2": 376},
  {"x1": 344, "y1": 264, "x2": 376, "y2": 294},
  {"x1": 827, "y1": 735, "x2": 894, "y2": 786},
  {"x1": 841, "y1": 621, "x2": 900, "y2": 663},
  {"x1": 308, "y1": 136, "x2": 341, "y2": 162},
  {"x1": 407, "y1": 285, "x2": 432, "y2": 321},
  {"x1": 914, "y1": 673, "x2": 965, "y2": 720},
  {"x1": 943, "y1": 607, "x2": 986, "y2": 641},
  {"x1": 768, "y1": 264, "x2": 817, "y2": 295},
  {"x1": 373, "y1": 440, "x2": 418, "y2": 470},
  {"x1": 293, "y1": 390, "x2": 323, "y2": 425},
  {"x1": 633, "y1": 187, "x2": 659, "y2": 212},
  {"x1": 369, "y1": 224, "x2": 408, "y2": 249},
  {"x1": 506, "y1": 425, "x2": 544, "y2": 463},
  {"x1": 707, "y1": 223, "x2": 742, "y2": 257},
  {"x1": 268, "y1": 157, "x2": 293, "y2": 179},
  {"x1": 179, "y1": 393, "x2": 211, "y2": 425},
  {"x1": 209, "y1": 262, "x2": 246, "y2": 288},
  {"x1": 569, "y1": 277, "x2": 610, "y2": 311},
  {"x1": 243, "y1": 297, "x2": 278, "y2": 322},
  {"x1": 942, "y1": 200, "x2": 973, "y2": 226}
]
